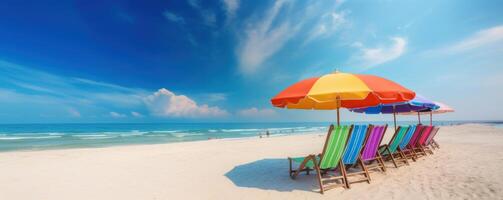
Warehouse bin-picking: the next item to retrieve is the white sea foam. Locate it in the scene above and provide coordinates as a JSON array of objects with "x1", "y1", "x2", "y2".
[
  {"x1": 0, "y1": 135, "x2": 62, "y2": 140},
  {"x1": 151, "y1": 130, "x2": 182, "y2": 133},
  {"x1": 170, "y1": 132, "x2": 204, "y2": 138},
  {"x1": 221, "y1": 129, "x2": 261, "y2": 132},
  {"x1": 79, "y1": 136, "x2": 118, "y2": 140}
]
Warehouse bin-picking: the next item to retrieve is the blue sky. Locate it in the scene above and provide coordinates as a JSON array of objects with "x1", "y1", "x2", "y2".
[{"x1": 0, "y1": 0, "x2": 502, "y2": 123}]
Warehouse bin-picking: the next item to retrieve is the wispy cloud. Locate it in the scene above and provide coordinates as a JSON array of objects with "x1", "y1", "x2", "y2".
[
  {"x1": 221, "y1": 0, "x2": 239, "y2": 19},
  {"x1": 442, "y1": 25, "x2": 503, "y2": 54},
  {"x1": 68, "y1": 108, "x2": 81, "y2": 118},
  {"x1": 237, "y1": 0, "x2": 296, "y2": 74},
  {"x1": 131, "y1": 111, "x2": 144, "y2": 118},
  {"x1": 110, "y1": 111, "x2": 127, "y2": 118},
  {"x1": 143, "y1": 88, "x2": 228, "y2": 118},
  {"x1": 237, "y1": 107, "x2": 276, "y2": 118},
  {"x1": 305, "y1": 11, "x2": 348, "y2": 44},
  {"x1": 349, "y1": 37, "x2": 407, "y2": 69},
  {"x1": 236, "y1": 0, "x2": 347, "y2": 74},
  {"x1": 163, "y1": 11, "x2": 185, "y2": 24},
  {"x1": 203, "y1": 93, "x2": 227, "y2": 102},
  {"x1": 187, "y1": 0, "x2": 217, "y2": 27}
]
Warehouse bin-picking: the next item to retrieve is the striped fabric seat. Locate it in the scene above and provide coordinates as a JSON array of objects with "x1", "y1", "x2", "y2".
[
  {"x1": 342, "y1": 125, "x2": 369, "y2": 165},
  {"x1": 288, "y1": 125, "x2": 352, "y2": 194},
  {"x1": 398, "y1": 125, "x2": 417, "y2": 150},
  {"x1": 381, "y1": 126, "x2": 408, "y2": 155},
  {"x1": 319, "y1": 125, "x2": 351, "y2": 169},
  {"x1": 361, "y1": 125, "x2": 386, "y2": 161}
]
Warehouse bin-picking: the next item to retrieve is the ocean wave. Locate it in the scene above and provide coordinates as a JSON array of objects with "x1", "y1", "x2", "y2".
[
  {"x1": 221, "y1": 128, "x2": 262, "y2": 132},
  {"x1": 79, "y1": 136, "x2": 118, "y2": 140},
  {"x1": 208, "y1": 129, "x2": 218, "y2": 133},
  {"x1": 47, "y1": 132, "x2": 65, "y2": 136},
  {"x1": 72, "y1": 134, "x2": 109, "y2": 138},
  {"x1": 120, "y1": 130, "x2": 147, "y2": 137},
  {"x1": 150, "y1": 130, "x2": 182, "y2": 133},
  {"x1": 170, "y1": 132, "x2": 205, "y2": 138},
  {"x1": 0, "y1": 135, "x2": 62, "y2": 140}
]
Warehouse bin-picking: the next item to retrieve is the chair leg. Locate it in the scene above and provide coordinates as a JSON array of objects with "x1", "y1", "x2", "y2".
[
  {"x1": 398, "y1": 148, "x2": 409, "y2": 166},
  {"x1": 339, "y1": 160, "x2": 350, "y2": 189},
  {"x1": 376, "y1": 151, "x2": 387, "y2": 173},
  {"x1": 358, "y1": 156, "x2": 371, "y2": 183},
  {"x1": 313, "y1": 161, "x2": 324, "y2": 194},
  {"x1": 386, "y1": 146, "x2": 399, "y2": 168},
  {"x1": 288, "y1": 158, "x2": 293, "y2": 176},
  {"x1": 433, "y1": 140, "x2": 440, "y2": 149}
]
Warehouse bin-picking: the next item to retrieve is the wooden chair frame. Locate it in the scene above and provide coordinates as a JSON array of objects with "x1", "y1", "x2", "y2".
[
  {"x1": 379, "y1": 126, "x2": 410, "y2": 168},
  {"x1": 288, "y1": 125, "x2": 354, "y2": 194}
]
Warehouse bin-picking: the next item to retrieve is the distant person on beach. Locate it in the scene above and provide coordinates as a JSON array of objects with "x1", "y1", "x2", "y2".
[{"x1": 266, "y1": 130, "x2": 270, "y2": 137}]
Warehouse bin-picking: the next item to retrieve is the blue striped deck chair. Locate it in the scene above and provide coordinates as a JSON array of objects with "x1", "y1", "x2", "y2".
[{"x1": 341, "y1": 124, "x2": 372, "y2": 188}]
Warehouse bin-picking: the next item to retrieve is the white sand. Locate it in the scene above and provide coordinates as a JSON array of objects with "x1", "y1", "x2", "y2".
[{"x1": 1, "y1": 124, "x2": 502, "y2": 200}]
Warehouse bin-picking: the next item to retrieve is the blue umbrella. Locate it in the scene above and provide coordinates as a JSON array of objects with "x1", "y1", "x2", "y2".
[{"x1": 351, "y1": 95, "x2": 439, "y2": 130}]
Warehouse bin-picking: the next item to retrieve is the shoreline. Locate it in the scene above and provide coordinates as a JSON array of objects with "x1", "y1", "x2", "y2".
[
  {"x1": 0, "y1": 124, "x2": 502, "y2": 199},
  {"x1": 0, "y1": 122, "x2": 498, "y2": 153}
]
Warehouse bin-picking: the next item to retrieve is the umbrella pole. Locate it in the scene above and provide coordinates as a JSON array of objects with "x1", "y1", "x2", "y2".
[
  {"x1": 417, "y1": 112, "x2": 421, "y2": 124},
  {"x1": 430, "y1": 111, "x2": 433, "y2": 126},
  {"x1": 337, "y1": 107, "x2": 340, "y2": 126},
  {"x1": 393, "y1": 105, "x2": 397, "y2": 131},
  {"x1": 336, "y1": 96, "x2": 341, "y2": 126}
]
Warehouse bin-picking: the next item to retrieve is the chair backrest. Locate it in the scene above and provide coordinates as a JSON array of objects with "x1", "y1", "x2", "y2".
[
  {"x1": 398, "y1": 125, "x2": 417, "y2": 150},
  {"x1": 342, "y1": 125, "x2": 370, "y2": 165},
  {"x1": 418, "y1": 126, "x2": 433, "y2": 145},
  {"x1": 386, "y1": 126, "x2": 409, "y2": 154},
  {"x1": 361, "y1": 124, "x2": 388, "y2": 161},
  {"x1": 319, "y1": 125, "x2": 352, "y2": 169},
  {"x1": 407, "y1": 125, "x2": 425, "y2": 149},
  {"x1": 425, "y1": 127, "x2": 440, "y2": 145}
]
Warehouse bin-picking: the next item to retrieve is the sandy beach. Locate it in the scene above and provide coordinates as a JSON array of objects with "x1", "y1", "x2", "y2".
[{"x1": 0, "y1": 123, "x2": 502, "y2": 200}]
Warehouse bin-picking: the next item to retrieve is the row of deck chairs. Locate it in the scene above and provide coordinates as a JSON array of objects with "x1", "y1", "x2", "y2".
[{"x1": 288, "y1": 124, "x2": 441, "y2": 194}]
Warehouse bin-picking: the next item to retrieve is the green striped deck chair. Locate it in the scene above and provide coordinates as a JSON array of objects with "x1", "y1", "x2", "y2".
[
  {"x1": 378, "y1": 126, "x2": 410, "y2": 168},
  {"x1": 288, "y1": 124, "x2": 353, "y2": 194}
]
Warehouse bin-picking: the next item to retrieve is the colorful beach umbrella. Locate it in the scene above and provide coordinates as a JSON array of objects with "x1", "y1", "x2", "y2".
[
  {"x1": 271, "y1": 71, "x2": 416, "y2": 125},
  {"x1": 350, "y1": 94, "x2": 438, "y2": 130},
  {"x1": 399, "y1": 101, "x2": 454, "y2": 125}
]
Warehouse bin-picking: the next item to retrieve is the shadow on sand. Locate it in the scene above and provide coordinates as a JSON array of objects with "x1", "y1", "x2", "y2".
[{"x1": 224, "y1": 158, "x2": 318, "y2": 193}]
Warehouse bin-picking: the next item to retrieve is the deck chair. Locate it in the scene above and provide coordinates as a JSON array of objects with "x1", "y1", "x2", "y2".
[
  {"x1": 288, "y1": 125, "x2": 353, "y2": 194},
  {"x1": 417, "y1": 126, "x2": 435, "y2": 155},
  {"x1": 400, "y1": 125, "x2": 425, "y2": 161},
  {"x1": 341, "y1": 125, "x2": 371, "y2": 188},
  {"x1": 425, "y1": 127, "x2": 440, "y2": 150},
  {"x1": 360, "y1": 125, "x2": 388, "y2": 173},
  {"x1": 411, "y1": 126, "x2": 433, "y2": 157},
  {"x1": 379, "y1": 126, "x2": 410, "y2": 168}
]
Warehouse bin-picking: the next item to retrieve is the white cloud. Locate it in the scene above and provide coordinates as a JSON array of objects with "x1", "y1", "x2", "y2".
[
  {"x1": 222, "y1": 0, "x2": 239, "y2": 19},
  {"x1": 163, "y1": 11, "x2": 185, "y2": 24},
  {"x1": 444, "y1": 25, "x2": 503, "y2": 53},
  {"x1": 131, "y1": 111, "x2": 143, "y2": 118},
  {"x1": 110, "y1": 111, "x2": 126, "y2": 118},
  {"x1": 350, "y1": 37, "x2": 407, "y2": 69},
  {"x1": 187, "y1": 0, "x2": 217, "y2": 27},
  {"x1": 237, "y1": 0, "x2": 294, "y2": 74},
  {"x1": 238, "y1": 107, "x2": 276, "y2": 117},
  {"x1": 204, "y1": 93, "x2": 227, "y2": 102},
  {"x1": 68, "y1": 108, "x2": 81, "y2": 117},
  {"x1": 305, "y1": 11, "x2": 347, "y2": 43},
  {"x1": 236, "y1": 0, "x2": 347, "y2": 74},
  {"x1": 143, "y1": 88, "x2": 228, "y2": 118}
]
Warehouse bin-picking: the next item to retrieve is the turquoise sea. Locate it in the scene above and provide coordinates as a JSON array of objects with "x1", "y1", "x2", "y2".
[{"x1": 0, "y1": 121, "x2": 497, "y2": 152}]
